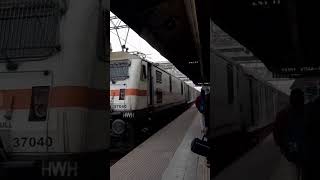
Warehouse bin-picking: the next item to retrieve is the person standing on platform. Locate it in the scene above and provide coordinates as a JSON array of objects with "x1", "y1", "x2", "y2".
[
  {"x1": 196, "y1": 87, "x2": 210, "y2": 136},
  {"x1": 195, "y1": 86, "x2": 210, "y2": 167},
  {"x1": 302, "y1": 94, "x2": 320, "y2": 180},
  {"x1": 273, "y1": 88, "x2": 306, "y2": 179},
  {"x1": 204, "y1": 87, "x2": 211, "y2": 168}
]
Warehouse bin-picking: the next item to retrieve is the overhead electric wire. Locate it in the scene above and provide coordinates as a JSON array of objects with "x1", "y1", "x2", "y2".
[{"x1": 110, "y1": 31, "x2": 139, "y2": 51}]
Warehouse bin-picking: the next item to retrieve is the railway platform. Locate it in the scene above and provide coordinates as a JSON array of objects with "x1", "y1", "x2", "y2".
[
  {"x1": 110, "y1": 105, "x2": 210, "y2": 180},
  {"x1": 215, "y1": 134, "x2": 299, "y2": 180}
]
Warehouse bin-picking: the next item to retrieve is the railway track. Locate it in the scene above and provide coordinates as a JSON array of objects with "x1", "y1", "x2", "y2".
[{"x1": 109, "y1": 104, "x2": 193, "y2": 166}]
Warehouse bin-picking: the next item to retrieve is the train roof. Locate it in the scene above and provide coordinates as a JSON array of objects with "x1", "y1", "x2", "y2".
[
  {"x1": 110, "y1": 51, "x2": 195, "y2": 88},
  {"x1": 110, "y1": 51, "x2": 140, "y2": 61},
  {"x1": 214, "y1": 52, "x2": 289, "y2": 95}
]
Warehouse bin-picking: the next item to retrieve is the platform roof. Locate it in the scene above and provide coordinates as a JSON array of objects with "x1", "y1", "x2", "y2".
[
  {"x1": 111, "y1": 0, "x2": 209, "y2": 85},
  {"x1": 210, "y1": 0, "x2": 320, "y2": 76},
  {"x1": 112, "y1": 0, "x2": 320, "y2": 85}
]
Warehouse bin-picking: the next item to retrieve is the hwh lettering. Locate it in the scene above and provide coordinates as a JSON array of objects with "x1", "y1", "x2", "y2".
[{"x1": 42, "y1": 161, "x2": 78, "y2": 176}]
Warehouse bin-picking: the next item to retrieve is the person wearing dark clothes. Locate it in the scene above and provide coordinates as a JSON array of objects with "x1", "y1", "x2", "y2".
[
  {"x1": 303, "y1": 96, "x2": 320, "y2": 180},
  {"x1": 204, "y1": 91, "x2": 210, "y2": 135},
  {"x1": 273, "y1": 88, "x2": 306, "y2": 179},
  {"x1": 204, "y1": 90, "x2": 210, "y2": 167},
  {"x1": 274, "y1": 89, "x2": 304, "y2": 147},
  {"x1": 195, "y1": 87, "x2": 211, "y2": 167},
  {"x1": 196, "y1": 88, "x2": 209, "y2": 135}
]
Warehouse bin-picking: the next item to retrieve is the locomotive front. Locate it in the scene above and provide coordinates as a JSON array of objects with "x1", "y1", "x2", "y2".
[{"x1": 110, "y1": 52, "x2": 147, "y2": 146}]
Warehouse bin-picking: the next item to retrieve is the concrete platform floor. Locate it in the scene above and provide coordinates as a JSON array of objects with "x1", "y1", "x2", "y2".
[{"x1": 110, "y1": 106, "x2": 209, "y2": 180}]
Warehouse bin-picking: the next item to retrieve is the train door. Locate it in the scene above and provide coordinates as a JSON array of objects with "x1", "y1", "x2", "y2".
[
  {"x1": 249, "y1": 78, "x2": 255, "y2": 126},
  {"x1": 140, "y1": 61, "x2": 148, "y2": 108},
  {"x1": 0, "y1": 71, "x2": 52, "y2": 154},
  {"x1": 147, "y1": 62, "x2": 154, "y2": 106},
  {"x1": 187, "y1": 86, "x2": 190, "y2": 102},
  {"x1": 184, "y1": 84, "x2": 188, "y2": 101}
]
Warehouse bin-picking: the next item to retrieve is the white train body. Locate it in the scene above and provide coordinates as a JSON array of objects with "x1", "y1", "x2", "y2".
[
  {"x1": 110, "y1": 52, "x2": 148, "y2": 112},
  {"x1": 110, "y1": 52, "x2": 199, "y2": 138},
  {"x1": 210, "y1": 53, "x2": 289, "y2": 138},
  {"x1": 0, "y1": 0, "x2": 108, "y2": 168}
]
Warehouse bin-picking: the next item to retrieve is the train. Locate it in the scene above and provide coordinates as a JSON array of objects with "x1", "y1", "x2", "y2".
[
  {"x1": 210, "y1": 52, "x2": 289, "y2": 139},
  {"x1": 0, "y1": 0, "x2": 108, "y2": 178},
  {"x1": 110, "y1": 51, "x2": 199, "y2": 149}
]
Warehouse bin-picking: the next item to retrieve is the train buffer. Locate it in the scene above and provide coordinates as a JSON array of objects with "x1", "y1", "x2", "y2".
[{"x1": 110, "y1": 105, "x2": 210, "y2": 180}]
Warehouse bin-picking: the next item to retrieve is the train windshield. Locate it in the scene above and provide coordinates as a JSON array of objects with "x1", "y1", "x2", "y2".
[
  {"x1": 0, "y1": 0, "x2": 65, "y2": 61},
  {"x1": 110, "y1": 60, "x2": 130, "y2": 81}
]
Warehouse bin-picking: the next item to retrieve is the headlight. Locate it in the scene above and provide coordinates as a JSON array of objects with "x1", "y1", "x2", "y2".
[{"x1": 112, "y1": 119, "x2": 126, "y2": 135}]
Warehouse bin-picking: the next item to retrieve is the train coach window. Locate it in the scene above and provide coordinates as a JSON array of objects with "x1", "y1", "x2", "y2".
[
  {"x1": 169, "y1": 76, "x2": 172, "y2": 92},
  {"x1": 119, "y1": 89, "x2": 125, "y2": 100},
  {"x1": 156, "y1": 89, "x2": 162, "y2": 103},
  {"x1": 156, "y1": 70, "x2": 162, "y2": 83},
  {"x1": 110, "y1": 60, "x2": 130, "y2": 81},
  {"x1": 227, "y1": 64, "x2": 234, "y2": 104},
  {"x1": 236, "y1": 71, "x2": 240, "y2": 89},
  {"x1": 29, "y1": 86, "x2": 50, "y2": 122},
  {"x1": 140, "y1": 64, "x2": 147, "y2": 81},
  {"x1": 0, "y1": 91, "x2": 3, "y2": 108},
  {"x1": 0, "y1": 0, "x2": 66, "y2": 61},
  {"x1": 181, "y1": 82, "x2": 184, "y2": 95}
]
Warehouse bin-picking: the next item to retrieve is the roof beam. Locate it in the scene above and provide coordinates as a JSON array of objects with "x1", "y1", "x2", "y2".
[
  {"x1": 184, "y1": 0, "x2": 203, "y2": 81},
  {"x1": 232, "y1": 56, "x2": 258, "y2": 62},
  {"x1": 216, "y1": 47, "x2": 245, "y2": 53}
]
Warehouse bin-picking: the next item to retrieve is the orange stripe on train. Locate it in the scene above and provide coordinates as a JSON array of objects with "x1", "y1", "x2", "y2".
[
  {"x1": 0, "y1": 86, "x2": 107, "y2": 110},
  {"x1": 110, "y1": 89, "x2": 147, "y2": 96}
]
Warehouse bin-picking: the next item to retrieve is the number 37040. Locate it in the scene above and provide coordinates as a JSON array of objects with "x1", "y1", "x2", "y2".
[{"x1": 12, "y1": 137, "x2": 53, "y2": 148}]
